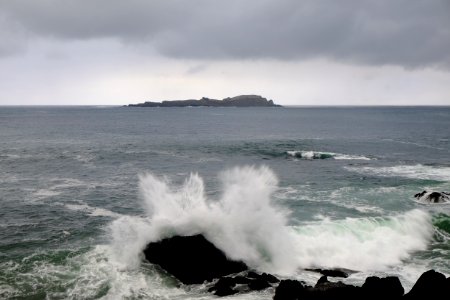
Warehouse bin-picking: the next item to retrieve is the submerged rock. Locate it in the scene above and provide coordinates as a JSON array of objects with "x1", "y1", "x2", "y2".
[
  {"x1": 143, "y1": 234, "x2": 248, "y2": 284},
  {"x1": 414, "y1": 190, "x2": 449, "y2": 203}
]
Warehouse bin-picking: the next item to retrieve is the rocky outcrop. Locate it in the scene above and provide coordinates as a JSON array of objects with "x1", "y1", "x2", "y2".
[
  {"x1": 273, "y1": 270, "x2": 449, "y2": 300},
  {"x1": 414, "y1": 191, "x2": 449, "y2": 203},
  {"x1": 361, "y1": 276, "x2": 404, "y2": 298},
  {"x1": 404, "y1": 270, "x2": 449, "y2": 299},
  {"x1": 273, "y1": 279, "x2": 307, "y2": 300},
  {"x1": 127, "y1": 95, "x2": 282, "y2": 107},
  {"x1": 208, "y1": 271, "x2": 280, "y2": 296},
  {"x1": 305, "y1": 268, "x2": 356, "y2": 278},
  {"x1": 143, "y1": 234, "x2": 247, "y2": 284},
  {"x1": 143, "y1": 235, "x2": 449, "y2": 298}
]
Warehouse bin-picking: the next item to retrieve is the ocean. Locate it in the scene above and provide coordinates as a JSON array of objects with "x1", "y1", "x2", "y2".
[{"x1": 0, "y1": 106, "x2": 449, "y2": 299}]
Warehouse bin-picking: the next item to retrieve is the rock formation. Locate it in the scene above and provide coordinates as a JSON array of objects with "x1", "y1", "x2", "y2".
[
  {"x1": 127, "y1": 95, "x2": 281, "y2": 107},
  {"x1": 143, "y1": 234, "x2": 450, "y2": 298},
  {"x1": 143, "y1": 234, "x2": 247, "y2": 284},
  {"x1": 414, "y1": 190, "x2": 449, "y2": 203}
]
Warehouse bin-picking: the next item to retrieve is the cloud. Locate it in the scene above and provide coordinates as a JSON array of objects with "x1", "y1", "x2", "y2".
[{"x1": 1, "y1": 0, "x2": 449, "y2": 69}]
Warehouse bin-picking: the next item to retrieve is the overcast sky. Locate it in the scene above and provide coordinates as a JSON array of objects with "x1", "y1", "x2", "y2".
[{"x1": 0, "y1": 0, "x2": 449, "y2": 105}]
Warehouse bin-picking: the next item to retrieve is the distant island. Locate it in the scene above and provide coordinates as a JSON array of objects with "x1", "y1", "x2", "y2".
[{"x1": 126, "y1": 95, "x2": 282, "y2": 107}]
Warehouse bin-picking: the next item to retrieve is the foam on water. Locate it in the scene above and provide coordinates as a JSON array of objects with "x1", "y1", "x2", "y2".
[
  {"x1": 0, "y1": 246, "x2": 187, "y2": 299},
  {"x1": 291, "y1": 209, "x2": 433, "y2": 271},
  {"x1": 345, "y1": 164, "x2": 450, "y2": 181},
  {"x1": 108, "y1": 166, "x2": 434, "y2": 277},
  {"x1": 65, "y1": 203, "x2": 122, "y2": 218},
  {"x1": 287, "y1": 150, "x2": 371, "y2": 160}
]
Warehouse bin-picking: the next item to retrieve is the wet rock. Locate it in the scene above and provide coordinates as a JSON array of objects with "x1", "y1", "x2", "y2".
[
  {"x1": 208, "y1": 277, "x2": 238, "y2": 296},
  {"x1": 312, "y1": 276, "x2": 361, "y2": 299},
  {"x1": 306, "y1": 268, "x2": 355, "y2": 278},
  {"x1": 273, "y1": 279, "x2": 307, "y2": 300},
  {"x1": 208, "y1": 271, "x2": 278, "y2": 296},
  {"x1": 143, "y1": 234, "x2": 248, "y2": 284},
  {"x1": 414, "y1": 190, "x2": 449, "y2": 203},
  {"x1": 361, "y1": 276, "x2": 404, "y2": 298},
  {"x1": 404, "y1": 270, "x2": 448, "y2": 299},
  {"x1": 273, "y1": 270, "x2": 446, "y2": 300},
  {"x1": 261, "y1": 272, "x2": 280, "y2": 283},
  {"x1": 248, "y1": 277, "x2": 272, "y2": 291}
]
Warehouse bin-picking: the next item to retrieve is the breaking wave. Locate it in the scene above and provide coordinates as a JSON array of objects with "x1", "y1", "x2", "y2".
[{"x1": 108, "y1": 166, "x2": 433, "y2": 276}]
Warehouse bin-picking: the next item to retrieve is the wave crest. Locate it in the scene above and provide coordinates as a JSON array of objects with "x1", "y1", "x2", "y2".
[{"x1": 109, "y1": 166, "x2": 434, "y2": 276}]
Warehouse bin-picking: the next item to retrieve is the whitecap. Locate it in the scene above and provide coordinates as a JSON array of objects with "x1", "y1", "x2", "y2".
[
  {"x1": 65, "y1": 203, "x2": 122, "y2": 218},
  {"x1": 287, "y1": 150, "x2": 371, "y2": 160},
  {"x1": 345, "y1": 164, "x2": 450, "y2": 181}
]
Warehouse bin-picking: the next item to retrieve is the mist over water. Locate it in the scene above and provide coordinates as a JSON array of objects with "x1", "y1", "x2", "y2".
[{"x1": 0, "y1": 106, "x2": 449, "y2": 298}]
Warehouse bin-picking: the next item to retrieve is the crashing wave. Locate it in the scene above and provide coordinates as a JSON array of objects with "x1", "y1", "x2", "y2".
[{"x1": 108, "y1": 166, "x2": 433, "y2": 276}]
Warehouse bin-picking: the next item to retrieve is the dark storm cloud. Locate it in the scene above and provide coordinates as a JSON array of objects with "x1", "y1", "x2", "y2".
[{"x1": 1, "y1": 0, "x2": 449, "y2": 69}]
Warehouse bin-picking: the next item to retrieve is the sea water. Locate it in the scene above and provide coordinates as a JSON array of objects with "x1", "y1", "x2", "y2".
[{"x1": 0, "y1": 106, "x2": 449, "y2": 299}]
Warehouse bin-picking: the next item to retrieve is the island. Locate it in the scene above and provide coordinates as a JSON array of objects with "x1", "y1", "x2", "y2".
[{"x1": 126, "y1": 95, "x2": 281, "y2": 107}]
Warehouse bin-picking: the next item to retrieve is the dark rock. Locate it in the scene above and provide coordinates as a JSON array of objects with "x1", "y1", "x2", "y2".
[
  {"x1": 361, "y1": 276, "x2": 404, "y2": 298},
  {"x1": 414, "y1": 190, "x2": 449, "y2": 203},
  {"x1": 305, "y1": 268, "x2": 354, "y2": 278},
  {"x1": 127, "y1": 95, "x2": 282, "y2": 107},
  {"x1": 261, "y1": 273, "x2": 280, "y2": 283},
  {"x1": 414, "y1": 190, "x2": 427, "y2": 198},
  {"x1": 316, "y1": 275, "x2": 329, "y2": 285},
  {"x1": 404, "y1": 270, "x2": 448, "y2": 299},
  {"x1": 312, "y1": 278, "x2": 362, "y2": 299},
  {"x1": 143, "y1": 234, "x2": 248, "y2": 284},
  {"x1": 232, "y1": 275, "x2": 253, "y2": 285},
  {"x1": 207, "y1": 271, "x2": 279, "y2": 296},
  {"x1": 273, "y1": 270, "x2": 448, "y2": 300},
  {"x1": 247, "y1": 271, "x2": 260, "y2": 279},
  {"x1": 273, "y1": 280, "x2": 307, "y2": 300},
  {"x1": 248, "y1": 277, "x2": 272, "y2": 291},
  {"x1": 208, "y1": 277, "x2": 238, "y2": 296}
]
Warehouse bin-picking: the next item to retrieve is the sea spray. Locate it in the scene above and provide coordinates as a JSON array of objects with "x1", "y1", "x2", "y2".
[
  {"x1": 109, "y1": 166, "x2": 435, "y2": 278},
  {"x1": 131, "y1": 165, "x2": 297, "y2": 274},
  {"x1": 291, "y1": 209, "x2": 434, "y2": 271}
]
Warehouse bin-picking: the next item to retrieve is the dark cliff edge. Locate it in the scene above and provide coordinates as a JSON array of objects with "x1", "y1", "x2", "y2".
[{"x1": 126, "y1": 95, "x2": 282, "y2": 107}]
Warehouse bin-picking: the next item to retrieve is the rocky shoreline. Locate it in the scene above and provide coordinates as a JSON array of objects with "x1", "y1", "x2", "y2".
[
  {"x1": 143, "y1": 234, "x2": 450, "y2": 299},
  {"x1": 127, "y1": 95, "x2": 281, "y2": 107}
]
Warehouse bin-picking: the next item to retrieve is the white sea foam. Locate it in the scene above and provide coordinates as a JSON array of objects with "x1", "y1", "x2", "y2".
[
  {"x1": 0, "y1": 246, "x2": 187, "y2": 299},
  {"x1": 110, "y1": 166, "x2": 296, "y2": 274},
  {"x1": 287, "y1": 150, "x2": 371, "y2": 160},
  {"x1": 345, "y1": 164, "x2": 450, "y2": 181},
  {"x1": 333, "y1": 154, "x2": 372, "y2": 160},
  {"x1": 108, "y1": 166, "x2": 434, "y2": 278},
  {"x1": 291, "y1": 209, "x2": 433, "y2": 271},
  {"x1": 65, "y1": 203, "x2": 122, "y2": 218}
]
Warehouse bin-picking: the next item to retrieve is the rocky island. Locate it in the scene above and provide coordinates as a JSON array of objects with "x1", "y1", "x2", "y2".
[{"x1": 127, "y1": 95, "x2": 281, "y2": 107}]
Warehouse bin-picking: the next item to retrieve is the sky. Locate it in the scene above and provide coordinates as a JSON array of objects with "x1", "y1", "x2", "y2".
[{"x1": 0, "y1": 0, "x2": 449, "y2": 106}]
